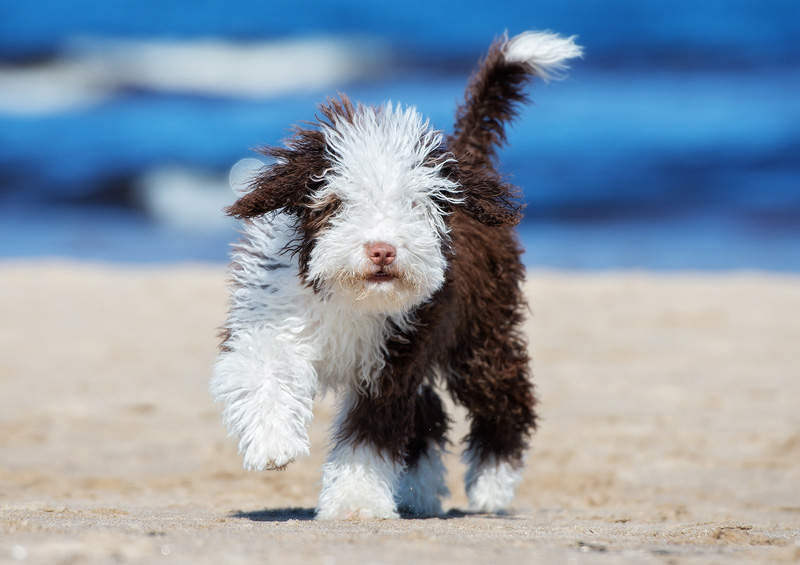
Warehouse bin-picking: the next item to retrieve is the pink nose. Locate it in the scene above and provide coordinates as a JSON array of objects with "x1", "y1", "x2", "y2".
[{"x1": 365, "y1": 242, "x2": 396, "y2": 266}]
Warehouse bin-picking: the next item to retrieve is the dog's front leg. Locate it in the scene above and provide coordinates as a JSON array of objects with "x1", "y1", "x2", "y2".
[
  {"x1": 316, "y1": 388, "x2": 414, "y2": 520},
  {"x1": 211, "y1": 324, "x2": 317, "y2": 471}
]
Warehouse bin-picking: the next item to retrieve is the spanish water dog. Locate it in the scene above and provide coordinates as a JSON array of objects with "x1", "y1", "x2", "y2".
[{"x1": 212, "y1": 30, "x2": 582, "y2": 519}]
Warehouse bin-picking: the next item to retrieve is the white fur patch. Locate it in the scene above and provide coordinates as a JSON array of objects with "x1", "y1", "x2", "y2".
[
  {"x1": 211, "y1": 326, "x2": 315, "y2": 470},
  {"x1": 317, "y1": 396, "x2": 402, "y2": 519},
  {"x1": 316, "y1": 442, "x2": 401, "y2": 519},
  {"x1": 308, "y1": 102, "x2": 461, "y2": 315},
  {"x1": 396, "y1": 441, "x2": 450, "y2": 517},
  {"x1": 464, "y1": 450, "x2": 523, "y2": 513},
  {"x1": 503, "y1": 31, "x2": 583, "y2": 82}
]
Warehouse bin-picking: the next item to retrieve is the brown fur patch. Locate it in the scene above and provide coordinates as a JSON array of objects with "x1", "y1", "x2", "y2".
[
  {"x1": 290, "y1": 193, "x2": 342, "y2": 287},
  {"x1": 444, "y1": 158, "x2": 523, "y2": 226},
  {"x1": 449, "y1": 37, "x2": 534, "y2": 171},
  {"x1": 404, "y1": 386, "x2": 450, "y2": 467},
  {"x1": 217, "y1": 326, "x2": 233, "y2": 352}
]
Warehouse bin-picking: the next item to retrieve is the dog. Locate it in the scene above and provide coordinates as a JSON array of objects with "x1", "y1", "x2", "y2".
[{"x1": 211, "y1": 30, "x2": 582, "y2": 519}]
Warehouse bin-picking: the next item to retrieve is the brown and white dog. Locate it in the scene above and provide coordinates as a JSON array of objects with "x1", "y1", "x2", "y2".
[{"x1": 211, "y1": 31, "x2": 582, "y2": 519}]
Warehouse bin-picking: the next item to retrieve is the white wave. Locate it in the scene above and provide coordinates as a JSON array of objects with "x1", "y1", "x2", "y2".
[
  {"x1": 0, "y1": 59, "x2": 112, "y2": 114},
  {"x1": 137, "y1": 166, "x2": 240, "y2": 231},
  {"x1": 0, "y1": 36, "x2": 388, "y2": 114}
]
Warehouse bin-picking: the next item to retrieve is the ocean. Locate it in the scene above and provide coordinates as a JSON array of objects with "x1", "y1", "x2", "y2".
[{"x1": 1, "y1": 0, "x2": 798, "y2": 269}]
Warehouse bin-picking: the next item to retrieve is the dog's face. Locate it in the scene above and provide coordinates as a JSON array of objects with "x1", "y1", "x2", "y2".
[
  {"x1": 305, "y1": 102, "x2": 461, "y2": 314},
  {"x1": 228, "y1": 97, "x2": 520, "y2": 315}
]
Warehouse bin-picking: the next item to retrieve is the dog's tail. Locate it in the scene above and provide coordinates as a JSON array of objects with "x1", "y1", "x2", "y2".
[{"x1": 450, "y1": 31, "x2": 582, "y2": 168}]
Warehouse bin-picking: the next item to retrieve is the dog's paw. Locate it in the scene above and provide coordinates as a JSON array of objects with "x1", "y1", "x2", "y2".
[
  {"x1": 316, "y1": 443, "x2": 401, "y2": 520},
  {"x1": 316, "y1": 475, "x2": 400, "y2": 520},
  {"x1": 264, "y1": 460, "x2": 291, "y2": 471},
  {"x1": 212, "y1": 338, "x2": 315, "y2": 473},
  {"x1": 396, "y1": 443, "x2": 449, "y2": 517},
  {"x1": 316, "y1": 503, "x2": 399, "y2": 521},
  {"x1": 240, "y1": 427, "x2": 310, "y2": 472},
  {"x1": 464, "y1": 455, "x2": 522, "y2": 514}
]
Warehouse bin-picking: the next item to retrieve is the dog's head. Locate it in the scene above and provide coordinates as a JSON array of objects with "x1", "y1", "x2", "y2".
[{"x1": 228, "y1": 96, "x2": 520, "y2": 315}]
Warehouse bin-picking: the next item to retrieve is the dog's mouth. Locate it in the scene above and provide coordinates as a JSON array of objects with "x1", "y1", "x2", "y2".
[
  {"x1": 365, "y1": 270, "x2": 396, "y2": 283},
  {"x1": 332, "y1": 268, "x2": 425, "y2": 312}
]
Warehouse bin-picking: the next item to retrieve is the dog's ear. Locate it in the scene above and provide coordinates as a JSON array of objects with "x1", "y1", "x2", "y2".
[
  {"x1": 446, "y1": 162, "x2": 523, "y2": 227},
  {"x1": 226, "y1": 129, "x2": 328, "y2": 219},
  {"x1": 226, "y1": 161, "x2": 304, "y2": 218}
]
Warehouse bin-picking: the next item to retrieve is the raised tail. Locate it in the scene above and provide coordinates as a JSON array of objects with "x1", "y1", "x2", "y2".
[{"x1": 450, "y1": 31, "x2": 582, "y2": 168}]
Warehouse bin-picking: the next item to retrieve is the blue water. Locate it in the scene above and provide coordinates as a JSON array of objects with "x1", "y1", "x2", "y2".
[
  {"x1": 3, "y1": 0, "x2": 799, "y2": 62},
  {"x1": 1, "y1": 1, "x2": 799, "y2": 269}
]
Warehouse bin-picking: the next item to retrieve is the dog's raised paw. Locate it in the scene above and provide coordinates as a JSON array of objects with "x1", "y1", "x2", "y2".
[
  {"x1": 240, "y1": 431, "x2": 309, "y2": 472},
  {"x1": 263, "y1": 458, "x2": 294, "y2": 471}
]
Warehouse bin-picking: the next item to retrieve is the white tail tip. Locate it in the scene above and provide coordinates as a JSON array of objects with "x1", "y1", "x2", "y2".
[{"x1": 503, "y1": 31, "x2": 583, "y2": 82}]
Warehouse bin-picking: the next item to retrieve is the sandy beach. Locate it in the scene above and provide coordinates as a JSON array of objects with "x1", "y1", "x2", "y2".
[{"x1": 1, "y1": 261, "x2": 798, "y2": 564}]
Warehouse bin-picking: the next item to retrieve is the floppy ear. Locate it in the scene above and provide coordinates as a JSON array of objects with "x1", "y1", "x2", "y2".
[
  {"x1": 446, "y1": 161, "x2": 523, "y2": 227},
  {"x1": 226, "y1": 161, "x2": 303, "y2": 218},
  {"x1": 226, "y1": 129, "x2": 328, "y2": 219}
]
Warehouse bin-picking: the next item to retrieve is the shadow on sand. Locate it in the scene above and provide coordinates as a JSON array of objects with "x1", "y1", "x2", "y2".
[
  {"x1": 232, "y1": 507, "x2": 316, "y2": 522},
  {"x1": 231, "y1": 507, "x2": 510, "y2": 522}
]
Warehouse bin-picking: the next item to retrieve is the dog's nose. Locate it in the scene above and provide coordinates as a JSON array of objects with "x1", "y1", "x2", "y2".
[{"x1": 365, "y1": 242, "x2": 396, "y2": 266}]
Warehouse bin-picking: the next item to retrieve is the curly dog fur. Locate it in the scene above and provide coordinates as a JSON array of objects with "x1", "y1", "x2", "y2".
[{"x1": 211, "y1": 31, "x2": 582, "y2": 519}]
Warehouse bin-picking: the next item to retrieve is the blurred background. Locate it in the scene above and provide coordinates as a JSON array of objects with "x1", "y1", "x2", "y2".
[{"x1": 1, "y1": 0, "x2": 798, "y2": 269}]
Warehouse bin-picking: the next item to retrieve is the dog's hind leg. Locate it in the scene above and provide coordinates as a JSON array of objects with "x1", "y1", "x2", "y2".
[
  {"x1": 396, "y1": 385, "x2": 450, "y2": 517},
  {"x1": 446, "y1": 330, "x2": 536, "y2": 513}
]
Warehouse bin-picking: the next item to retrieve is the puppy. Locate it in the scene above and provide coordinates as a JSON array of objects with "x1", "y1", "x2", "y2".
[{"x1": 211, "y1": 31, "x2": 582, "y2": 519}]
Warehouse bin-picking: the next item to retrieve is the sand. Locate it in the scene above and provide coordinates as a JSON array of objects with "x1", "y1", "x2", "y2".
[{"x1": 1, "y1": 261, "x2": 799, "y2": 564}]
